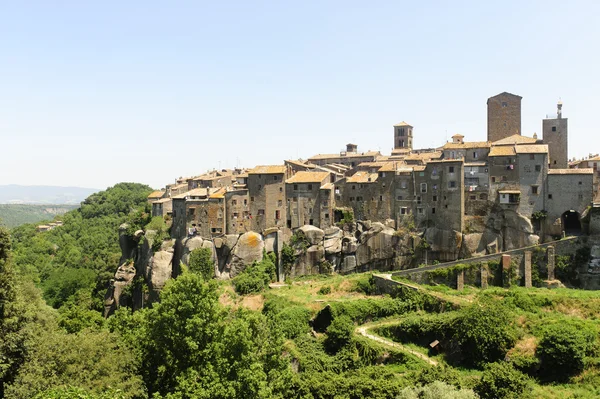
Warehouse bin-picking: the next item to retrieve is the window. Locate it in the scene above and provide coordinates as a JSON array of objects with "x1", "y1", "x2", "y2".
[
  {"x1": 470, "y1": 195, "x2": 476, "y2": 200},
  {"x1": 449, "y1": 181, "x2": 456, "y2": 188},
  {"x1": 379, "y1": 195, "x2": 383, "y2": 201},
  {"x1": 188, "y1": 208, "x2": 195, "y2": 216},
  {"x1": 473, "y1": 151, "x2": 478, "y2": 159},
  {"x1": 531, "y1": 186, "x2": 538, "y2": 195},
  {"x1": 578, "y1": 194, "x2": 583, "y2": 200},
  {"x1": 352, "y1": 185, "x2": 356, "y2": 190},
  {"x1": 325, "y1": 213, "x2": 329, "y2": 219},
  {"x1": 400, "y1": 181, "x2": 407, "y2": 189},
  {"x1": 357, "y1": 196, "x2": 363, "y2": 201},
  {"x1": 417, "y1": 208, "x2": 423, "y2": 214},
  {"x1": 309, "y1": 219, "x2": 314, "y2": 225},
  {"x1": 535, "y1": 165, "x2": 541, "y2": 172},
  {"x1": 350, "y1": 197, "x2": 355, "y2": 201},
  {"x1": 529, "y1": 154, "x2": 535, "y2": 160},
  {"x1": 273, "y1": 175, "x2": 278, "y2": 181},
  {"x1": 552, "y1": 126, "x2": 556, "y2": 132},
  {"x1": 420, "y1": 183, "x2": 427, "y2": 193},
  {"x1": 231, "y1": 200, "x2": 237, "y2": 206},
  {"x1": 419, "y1": 172, "x2": 425, "y2": 177},
  {"x1": 280, "y1": 187, "x2": 283, "y2": 192},
  {"x1": 502, "y1": 101, "x2": 507, "y2": 107},
  {"x1": 433, "y1": 195, "x2": 437, "y2": 202},
  {"x1": 397, "y1": 195, "x2": 403, "y2": 200},
  {"x1": 278, "y1": 200, "x2": 283, "y2": 207},
  {"x1": 258, "y1": 209, "x2": 265, "y2": 216},
  {"x1": 400, "y1": 207, "x2": 408, "y2": 215},
  {"x1": 399, "y1": 128, "x2": 405, "y2": 136},
  {"x1": 293, "y1": 184, "x2": 298, "y2": 190},
  {"x1": 579, "y1": 181, "x2": 582, "y2": 185},
  {"x1": 258, "y1": 185, "x2": 262, "y2": 189},
  {"x1": 308, "y1": 184, "x2": 313, "y2": 190},
  {"x1": 275, "y1": 210, "x2": 280, "y2": 219},
  {"x1": 449, "y1": 166, "x2": 455, "y2": 174},
  {"x1": 548, "y1": 194, "x2": 553, "y2": 199},
  {"x1": 432, "y1": 207, "x2": 436, "y2": 214},
  {"x1": 250, "y1": 196, "x2": 255, "y2": 202},
  {"x1": 524, "y1": 165, "x2": 531, "y2": 173},
  {"x1": 417, "y1": 196, "x2": 422, "y2": 204},
  {"x1": 244, "y1": 199, "x2": 247, "y2": 205},
  {"x1": 232, "y1": 212, "x2": 239, "y2": 219}
]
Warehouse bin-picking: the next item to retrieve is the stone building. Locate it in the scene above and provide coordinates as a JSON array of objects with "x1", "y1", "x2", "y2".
[
  {"x1": 285, "y1": 171, "x2": 332, "y2": 229},
  {"x1": 489, "y1": 145, "x2": 520, "y2": 202},
  {"x1": 543, "y1": 101, "x2": 569, "y2": 169},
  {"x1": 189, "y1": 172, "x2": 233, "y2": 190},
  {"x1": 394, "y1": 122, "x2": 413, "y2": 151},
  {"x1": 147, "y1": 190, "x2": 166, "y2": 203},
  {"x1": 151, "y1": 198, "x2": 172, "y2": 217},
  {"x1": 570, "y1": 154, "x2": 600, "y2": 195},
  {"x1": 514, "y1": 144, "x2": 548, "y2": 217},
  {"x1": 225, "y1": 188, "x2": 251, "y2": 235},
  {"x1": 487, "y1": 92, "x2": 522, "y2": 142},
  {"x1": 442, "y1": 134, "x2": 491, "y2": 162},
  {"x1": 247, "y1": 165, "x2": 288, "y2": 232},
  {"x1": 546, "y1": 169, "x2": 594, "y2": 236},
  {"x1": 308, "y1": 143, "x2": 381, "y2": 167}
]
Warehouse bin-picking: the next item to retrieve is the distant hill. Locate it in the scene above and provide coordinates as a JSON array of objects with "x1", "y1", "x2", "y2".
[
  {"x1": 0, "y1": 204, "x2": 79, "y2": 228},
  {"x1": 0, "y1": 185, "x2": 99, "y2": 205}
]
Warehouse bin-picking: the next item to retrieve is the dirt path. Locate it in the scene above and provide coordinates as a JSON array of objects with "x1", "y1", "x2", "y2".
[{"x1": 356, "y1": 320, "x2": 438, "y2": 366}]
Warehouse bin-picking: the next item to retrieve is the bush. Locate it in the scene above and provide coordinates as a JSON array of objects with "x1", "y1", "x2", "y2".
[
  {"x1": 233, "y1": 255, "x2": 276, "y2": 294},
  {"x1": 188, "y1": 247, "x2": 214, "y2": 280},
  {"x1": 452, "y1": 302, "x2": 517, "y2": 368},
  {"x1": 537, "y1": 322, "x2": 595, "y2": 381},
  {"x1": 474, "y1": 362, "x2": 529, "y2": 399},
  {"x1": 398, "y1": 381, "x2": 477, "y2": 399},
  {"x1": 318, "y1": 285, "x2": 332, "y2": 295},
  {"x1": 325, "y1": 315, "x2": 354, "y2": 353},
  {"x1": 353, "y1": 273, "x2": 376, "y2": 295}
]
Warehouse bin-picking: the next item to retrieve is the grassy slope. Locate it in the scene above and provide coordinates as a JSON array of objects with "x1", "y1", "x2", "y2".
[
  {"x1": 227, "y1": 272, "x2": 600, "y2": 398},
  {"x1": 0, "y1": 204, "x2": 78, "y2": 228}
]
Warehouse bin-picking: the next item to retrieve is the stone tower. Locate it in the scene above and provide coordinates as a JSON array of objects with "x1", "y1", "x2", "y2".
[
  {"x1": 487, "y1": 92, "x2": 522, "y2": 142},
  {"x1": 394, "y1": 122, "x2": 413, "y2": 150},
  {"x1": 543, "y1": 101, "x2": 568, "y2": 169}
]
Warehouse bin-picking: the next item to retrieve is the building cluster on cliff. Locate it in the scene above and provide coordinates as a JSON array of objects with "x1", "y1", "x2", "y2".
[{"x1": 148, "y1": 92, "x2": 598, "y2": 246}]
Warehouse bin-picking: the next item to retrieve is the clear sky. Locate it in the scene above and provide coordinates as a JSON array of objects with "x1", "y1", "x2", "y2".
[{"x1": 1, "y1": 0, "x2": 599, "y2": 190}]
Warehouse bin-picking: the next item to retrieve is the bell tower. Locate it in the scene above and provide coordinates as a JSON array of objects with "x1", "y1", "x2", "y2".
[
  {"x1": 394, "y1": 121, "x2": 413, "y2": 150},
  {"x1": 542, "y1": 100, "x2": 568, "y2": 169}
]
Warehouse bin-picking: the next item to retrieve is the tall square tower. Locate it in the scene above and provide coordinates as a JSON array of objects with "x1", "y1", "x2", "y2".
[
  {"x1": 394, "y1": 121, "x2": 413, "y2": 150},
  {"x1": 487, "y1": 92, "x2": 522, "y2": 142},
  {"x1": 543, "y1": 101, "x2": 568, "y2": 169}
]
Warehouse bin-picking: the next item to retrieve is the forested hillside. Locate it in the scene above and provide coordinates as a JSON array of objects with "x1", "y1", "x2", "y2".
[
  {"x1": 1, "y1": 183, "x2": 599, "y2": 399},
  {"x1": 0, "y1": 204, "x2": 78, "y2": 228}
]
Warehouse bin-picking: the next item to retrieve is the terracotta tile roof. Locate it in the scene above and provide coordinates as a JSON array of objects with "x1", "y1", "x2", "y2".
[
  {"x1": 548, "y1": 168, "x2": 594, "y2": 175},
  {"x1": 413, "y1": 166, "x2": 426, "y2": 172},
  {"x1": 148, "y1": 190, "x2": 165, "y2": 199},
  {"x1": 489, "y1": 146, "x2": 516, "y2": 156},
  {"x1": 404, "y1": 151, "x2": 443, "y2": 161},
  {"x1": 465, "y1": 162, "x2": 487, "y2": 167},
  {"x1": 286, "y1": 171, "x2": 330, "y2": 184},
  {"x1": 285, "y1": 159, "x2": 315, "y2": 169},
  {"x1": 514, "y1": 144, "x2": 549, "y2": 154},
  {"x1": 393, "y1": 121, "x2": 412, "y2": 127},
  {"x1": 248, "y1": 165, "x2": 286, "y2": 174},
  {"x1": 499, "y1": 189, "x2": 521, "y2": 194},
  {"x1": 379, "y1": 162, "x2": 404, "y2": 172},
  {"x1": 493, "y1": 134, "x2": 538, "y2": 145},
  {"x1": 488, "y1": 92, "x2": 522, "y2": 100},
  {"x1": 443, "y1": 141, "x2": 491, "y2": 149},
  {"x1": 154, "y1": 198, "x2": 172, "y2": 204},
  {"x1": 346, "y1": 171, "x2": 379, "y2": 183},
  {"x1": 320, "y1": 182, "x2": 334, "y2": 190},
  {"x1": 209, "y1": 187, "x2": 227, "y2": 199},
  {"x1": 308, "y1": 151, "x2": 381, "y2": 161},
  {"x1": 391, "y1": 148, "x2": 411, "y2": 154}
]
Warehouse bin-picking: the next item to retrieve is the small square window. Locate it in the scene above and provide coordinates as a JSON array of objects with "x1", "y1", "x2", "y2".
[
  {"x1": 417, "y1": 208, "x2": 423, "y2": 214},
  {"x1": 432, "y1": 207, "x2": 436, "y2": 214},
  {"x1": 552, "y1": 126, "x2": 556, "y2": 132},
  {"x1": 397, "y1": 195, "x2": 403, "y2": 200},
  {"x1": 532, "y1": 186, "x2": 538, "y2": 195},
  {"x1": 449, "y1": 166, "x2": 455, "y2": 174},
  {"x1": 308, "y1": 184, "x2": 313, "y2": 190},
  {"x1": 529, "y1": 154, "x2": 535, "y2": 160},
  {"x1": 535, "y1": 165, "x2": 541, "y2": 172},
  {"x1": 578, "y1": 181, "x2": 582, "y2": 185},
  {"x1": 548, "y1": 194, "x2": 553, "y2": 200},
  {"x1": 293, "y1": 184, "x2": 298, "y2": 190},
  {"x1": 449, "y1": 181, "x2": 456, "y2": 188},
  {"x1": 433, "y1": 195, "x2": 437, "y2": 202},
  {"x1": 502, "y1": 101, "x2": 507, "y2": 107}
]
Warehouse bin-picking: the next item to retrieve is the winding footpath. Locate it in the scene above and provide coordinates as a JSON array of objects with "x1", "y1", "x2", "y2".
[{"x1": 355, "y1": 320, "x2": 438, "y2": 367}]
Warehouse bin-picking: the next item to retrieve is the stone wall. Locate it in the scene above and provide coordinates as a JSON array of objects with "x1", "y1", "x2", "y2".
[{"x1": 487, "y1": 92, "x2": 521, "y2": 142}]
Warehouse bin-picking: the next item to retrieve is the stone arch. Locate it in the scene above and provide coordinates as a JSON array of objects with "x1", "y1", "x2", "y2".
[{"x1": 562, "y1": 210, "x2": 582, "y2": 235}]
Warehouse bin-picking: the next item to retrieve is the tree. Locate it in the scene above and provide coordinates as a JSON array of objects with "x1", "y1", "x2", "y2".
[
  {"x1": 452, "y1": 302, "x2": 517, "y2": 368},
  {"x1": 5, "y1": 328, "x2": 146, "y2": 399},
  {"x1": 188, "y1": 247, "x2": 214, "y2": 280},
  {"x1": 325, "y1": 315, "x2": 355, "y2": 353},
  {"x1": 474, "y1": 362, "x2": 529, "y2": 399},
  {"x1": 536, "y1": 322, "x2": 594, "y2": 382}
]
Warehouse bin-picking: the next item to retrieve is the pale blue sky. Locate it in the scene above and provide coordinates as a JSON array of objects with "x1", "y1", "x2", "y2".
[{"x1": 1, "y1": 0, "x2": 599, "y2": 190}]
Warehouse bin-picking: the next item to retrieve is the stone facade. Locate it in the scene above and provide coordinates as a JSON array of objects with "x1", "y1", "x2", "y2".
[
  {"x1": 546, "y1": 169, "x2": 594, "y2": 237},
  {"x1": 247, "y1": 165, "x2": 288, "y2": 233},
  {"x1": 543, "y1": 102, "x2": 568, "y2": 169},
  {"x1": 285, "y1": 171, "x2": 332, "y2": 229},
  {"x1": 487, "y1": 92, "x2": 522, "y2": 142},
  {"x1": 394, "y1": 121, "x2": 413, "y2": 150}
]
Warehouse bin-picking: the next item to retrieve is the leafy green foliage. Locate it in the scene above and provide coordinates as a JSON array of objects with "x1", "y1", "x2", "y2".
[
  {"x1": 263, "y1": 296, "x2": 311, "y2": 339},
  {"x1": 188, "y1": 247, "x2": 214, "y2": 280},
  {"x1": 474, "y1": 362, "x2": 529, "y2": 399},
  {"x1": 281, "y1": 243, "x2": 296, "y2": 275},
  {"x1": 32, "y1": 386, "x2": 129, "y2": 399},
  {"x1": 232, "y1": 254, "x2": 276, "y2": 295},
  {"x1": 318, "y1": 285, "x2": 331, "y2": 295},
  {"x1": 537, "y1": 322, "x2": 596, "y2": 381},
  {"x1": 0, "y1": 204, "x2": 77, "y2": 229},
  {"x1": 452, "y1": 302, "x2": 517, "y2": 368},
  {"x1": 42, "y1": 267, "x2": 96, "y2": 308},
  {"x1": 5, "y1": 328, "x2": 145, "y2": 399},
  {"x1": 325, "y1": 315, "x2": 354, "y2": 353},
  {"x1": 398, "y1": 381, "x2": 477, "y2": 399}
]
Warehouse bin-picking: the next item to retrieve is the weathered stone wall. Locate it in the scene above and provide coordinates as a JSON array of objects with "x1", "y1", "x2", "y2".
[
  {"x1": 546, "y1": 172, "x2": 594, "y2": 237},
  {"x1": 248, "y1": 172, "x2": 286, "y2": 232},
  {"x1": 487, "y1": 92, "x2": 521, "y2": 142},
  {"x1": 517, "y1": 151, "x2": 547, "y2": 217},
  {"x1": 225, "y1": 189, "x2": 251, "y2": 234},
  {"x1": 543, "y1": 117, "x2": 568, "y2": 169}
]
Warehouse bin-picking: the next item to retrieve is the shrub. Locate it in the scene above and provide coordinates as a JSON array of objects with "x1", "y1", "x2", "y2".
[
  {"x1": 474, "y1": 362, "x2": 529, "y2": 399},
  {"x1": 399, "y1": 381, "x2": 477, "y2": 399},
  {"x1": 325, "y1": 315, "x2": 354, "y2": 353},
  {"x1": 353, "y1": 273, "x2": 376, "y2": 295},
  {"x1": 452, "y1": 302, "x2": 517, "y2": 368},
  {"x1": 537, "y1": 322, "x2": 595, "y2": 381},
  {"x1": 233, "y1": 256, "x2": 276, "y2": 294},
  {"x1": 318, "y1": 285, "x2": 331, "y2": 295},
  {"x1": 188, "y1": 247, "x2": 214, "y2": 280}
]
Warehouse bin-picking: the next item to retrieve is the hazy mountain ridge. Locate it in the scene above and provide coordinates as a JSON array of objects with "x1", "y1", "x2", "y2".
[
  {"x1": 0, "y1": 204, "x2": 79, "y2": 228},
  {"x1": 0, "y1": 184, "x2": 99, "y2": 205}
]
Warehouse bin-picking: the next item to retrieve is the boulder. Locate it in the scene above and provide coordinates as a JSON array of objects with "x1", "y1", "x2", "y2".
[
  {"x1": 341, "y1": 255, "x2": 357, "y2": 273},
  {"x1": 342, "y1": 237, "x2": 358, "y2": 254},
  {"x1": 423, "y1": 227, "x2": 462, "y2": 260},
  {"x1": 227, "y1": 231, "x2": 264, "y2": 277},
  {"x1": 264, "y1": 230, "x2": 278, "y2": 253},
  {"x1": 293, "y1": 244, "x2": 325, "y2": 276},
  {"x1": 298, "y1": 225, "x2": 325, "y2": 246},
  {"x1": 323, "y1": 227, "x2": 343, "y2": 255},
  {"x1": 147, "y1": 250, "x2": 174, "y2": 297},
  {"x1": 356, "y1": 226, "x2": 397, "y2": 266}
]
